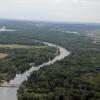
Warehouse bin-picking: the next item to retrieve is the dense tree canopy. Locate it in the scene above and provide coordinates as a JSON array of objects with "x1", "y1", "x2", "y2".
[{"x1": 0, "y1": 20, "x2": 100, "y2": 100}]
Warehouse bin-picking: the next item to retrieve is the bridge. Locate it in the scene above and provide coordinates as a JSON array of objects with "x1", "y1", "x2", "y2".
[{"x1": 0, "y1": 84, "x2": 20, "y2": 88}]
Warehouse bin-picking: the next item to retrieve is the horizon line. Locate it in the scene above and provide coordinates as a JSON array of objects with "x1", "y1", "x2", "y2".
[{"x1": 0, "y1": 18, "x2": 100, "y2": 25}]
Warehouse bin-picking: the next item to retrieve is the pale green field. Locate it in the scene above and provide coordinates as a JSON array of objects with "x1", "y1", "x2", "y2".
[{"x1": 0, "y1": 44, "x2": 47, "y2": 49}]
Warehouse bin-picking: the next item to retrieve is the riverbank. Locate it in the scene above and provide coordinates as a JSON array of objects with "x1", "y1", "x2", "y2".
[
  {"x1": 0, "y1": 43, "x2": 57, "y2": 83},
  {"x1": 0, "y1": 41, "x2": 70, "y2": 100}
]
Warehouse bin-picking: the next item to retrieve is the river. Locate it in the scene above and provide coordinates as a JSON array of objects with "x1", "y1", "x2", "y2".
[{"x1": 0, "y1": 41, "x2": 70, "y2": 100}]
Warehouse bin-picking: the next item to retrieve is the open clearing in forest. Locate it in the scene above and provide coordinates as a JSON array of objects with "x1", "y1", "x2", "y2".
[
  {"x1": 0, "y1": 44, "x2": 47, "y2": 49},
  {"x1": 0, "y1": 53, "x2": 8, "y2": 59}
]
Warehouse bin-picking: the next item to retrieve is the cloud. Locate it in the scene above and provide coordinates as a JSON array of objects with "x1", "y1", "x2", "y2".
[
  {"x1": 78, "y1": 0, "x2": 100, "y2": 2},
  {"x1": 0, "y1": 0, "x2": 100, "y2": 22}
]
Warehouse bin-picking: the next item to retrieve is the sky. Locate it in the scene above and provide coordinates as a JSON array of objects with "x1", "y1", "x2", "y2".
[{"x1": 0, "y1": 0, "x2": 100, "y2": 23}]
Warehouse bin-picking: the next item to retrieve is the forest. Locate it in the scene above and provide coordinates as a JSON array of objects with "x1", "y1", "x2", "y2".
[
  {"x1": 0, "y1": 20, "x2": 100, "y2": 100},
  {"x1": 0, "y1": 29, "x2": 57, "y2": 83},
  {"x1": 18, "y1": 49, "x2": 100, "y2": 100}
]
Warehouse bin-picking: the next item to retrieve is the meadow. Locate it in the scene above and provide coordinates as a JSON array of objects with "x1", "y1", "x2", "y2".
[{"x1": 0, "y1": 44, "x2": 47, "y2": 49}]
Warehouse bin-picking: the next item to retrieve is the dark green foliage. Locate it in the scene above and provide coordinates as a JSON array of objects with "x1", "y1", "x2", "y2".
[
  {"x1": 18, "y1": 52, "x2": 100, "y2": 100},
  {"x1": 0, "y1": 46, "x2": 57, "y2": 83},
  {"x1": 0, "y1": 20, "x2": 100, "y2": 100}
]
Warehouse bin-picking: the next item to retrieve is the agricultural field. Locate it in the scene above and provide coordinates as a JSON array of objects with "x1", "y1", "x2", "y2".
[{"x1": 0, "y1": 44, "x2": 47, "y2": 49}]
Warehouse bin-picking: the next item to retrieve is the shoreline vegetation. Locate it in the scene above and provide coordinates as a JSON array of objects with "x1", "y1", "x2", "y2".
[{"x1": 0, "y1": 43, "x2": 58, "y2": 83}]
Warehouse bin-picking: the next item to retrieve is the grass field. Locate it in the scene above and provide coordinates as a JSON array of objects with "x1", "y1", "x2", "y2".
[
  {"x1": 0, "y1": 44, "x2": 47, "y2": 49},
  {"x1": 0, "y1": 53, "x2": 8, "y2": 59}
]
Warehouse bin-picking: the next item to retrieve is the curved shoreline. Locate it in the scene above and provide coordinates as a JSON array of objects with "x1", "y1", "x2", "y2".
[{"x1": 0, "y1": 41, "x2": 70, "y2": 100}]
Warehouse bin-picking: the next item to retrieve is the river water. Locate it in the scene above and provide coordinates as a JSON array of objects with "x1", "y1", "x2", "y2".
[{"x1": 0, "y1": 41, "x2": 70, "y2": 100}]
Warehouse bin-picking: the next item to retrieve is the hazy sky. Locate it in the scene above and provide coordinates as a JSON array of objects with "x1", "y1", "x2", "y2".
[{"x1": 0, "y1": 0, "x2": 100, "y2": 22}]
